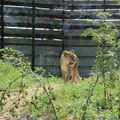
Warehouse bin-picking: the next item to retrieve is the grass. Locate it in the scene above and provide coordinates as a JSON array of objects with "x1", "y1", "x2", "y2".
[
  {"x1": 27, "y1": 77, "x2": 120, "y2": 120},
  {"x1": 0, "y1": 60, "x2": 20, "y2": 90},
  {"x1": 0, "y1": 60, "x2": 37, "y2": 91},
  {"x1": 0, "y1": 59, "x2": 120, "y2": 120}
]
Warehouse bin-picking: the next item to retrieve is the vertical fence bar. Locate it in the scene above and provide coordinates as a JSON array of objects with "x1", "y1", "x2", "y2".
[
  {"x1": 104, "y1": 0, "x2": 106, "y2": 12},
  {"x1": 71, "y1": 0, "x2": 74, "y2": 13},
  {"x1": 62, "y1": 0, "x2": 65, "y2": 51},
  {"x1": 32, "y1": 0, "x2": 35, "y2": 70},
  {"x1": 1, "y1": 0, "x2": 4, "y2": 49}
]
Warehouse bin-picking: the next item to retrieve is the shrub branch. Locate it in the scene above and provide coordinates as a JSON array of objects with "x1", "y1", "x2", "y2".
[{"x1": 81, "y1": 77, "x2": 99, "y2": 120}]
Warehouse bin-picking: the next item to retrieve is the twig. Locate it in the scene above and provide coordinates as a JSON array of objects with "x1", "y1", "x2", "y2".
[
  {"x1": 43, "y1": 86, "x2": 58, "y2": 120},
  {"x1": 0, "y1": 73, "x2": 28, "y2": 109},
  {"x1": 33, "y1": 73, "x2": 59, "y2": 120},
  {"x1": 81, "y1": 76, "x2": 99, "y2": 120}
]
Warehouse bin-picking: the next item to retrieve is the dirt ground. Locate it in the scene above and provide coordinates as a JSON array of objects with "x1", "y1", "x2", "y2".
[{"x1": 0, "y1": 84, "x2": 61, "y2": 120}]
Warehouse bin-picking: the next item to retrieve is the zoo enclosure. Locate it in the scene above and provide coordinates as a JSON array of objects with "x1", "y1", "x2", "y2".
[{"x1": 0, "y1": 0, "x2": 120, "y2": 76}]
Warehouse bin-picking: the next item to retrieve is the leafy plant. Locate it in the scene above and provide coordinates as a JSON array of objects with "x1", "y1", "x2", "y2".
[
  {"x1": 116, "y1": 0, "x2": 120, "y2": 4},
  {"x1": 0, "y1": 47, "x2": 31, "y2": 73},
  {"x1": 27, "y1": 78, "x2": 120, "y2": 120},
  {"x1": 0, "y1": 47, "x2": 61, "y2": 119},
  {"x1": 81, "y1": 12, "x2": 120, "y2": 119},
  {"x1": 0, "y1": 47, "x2": 40, "y2": 118}
]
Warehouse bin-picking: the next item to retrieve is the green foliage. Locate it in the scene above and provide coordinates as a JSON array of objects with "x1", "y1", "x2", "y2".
[
  {"x1": 93, "y1": 47, "x2": 119, "y2": 81},
  {"x1": 0, "y1": 47, "x2": 36, "y2": 90},
  {"x1": 27, "y1": 78, "x2": 120, "y2": 120},
  {"x1": 28, "y1": 91, "x2": 55, "y2": 118},
  {"x1": 82, "y1": 12, "x2": 120, "y2": 81},
  {"x1": 0, "y1": 47, "x2": 31, "y2": 73},
  {"x1": 81, "y1": 11, "x2": 120, "y2": 119},
  {"x1": 82, "y1": 12, "x2": 118, "y2": 45},
  {"x1": 116, "y1": 0, "x2": 120, "y2": 4},
  {"x1": 0, "y1": 47, "x2": 59, "y2": 119},
  {"x1": 0, "y1": 47, "x2": 38, "y2": 113},
  {"x1": 0, "y1": 60, "x2": 21, "y2": 90},
  {"x1": 27, "y1": 80, "x2": 88, "y2": 119}
]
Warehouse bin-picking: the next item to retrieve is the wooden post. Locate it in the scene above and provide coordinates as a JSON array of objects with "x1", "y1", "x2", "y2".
[{"x1": 32, "y1": 0, "x2": 35, "y2": 70}]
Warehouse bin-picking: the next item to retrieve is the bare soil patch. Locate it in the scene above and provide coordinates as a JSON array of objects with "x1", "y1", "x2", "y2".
[{"x1": 0, "y1": 84, "x2": 61, "y2": 120}]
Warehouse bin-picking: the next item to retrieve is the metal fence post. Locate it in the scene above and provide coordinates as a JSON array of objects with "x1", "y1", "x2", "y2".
[
  {"x1": 1, "y1": 0, "x2": 4, "y2": 49},
  {"x1": 104, "y1": 0, "x2": 106, "y2": 12},
  {"x1": 32, "y1": 0, "x2": 35, "y2": 70},
  {"x1": 62, "y1": 0, "x2": 65, "y2": 51}
]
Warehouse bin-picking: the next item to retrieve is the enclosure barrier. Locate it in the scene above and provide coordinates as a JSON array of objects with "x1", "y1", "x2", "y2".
[{"x1": 0, "y1": 0, "x2": 120, "y2": 76}]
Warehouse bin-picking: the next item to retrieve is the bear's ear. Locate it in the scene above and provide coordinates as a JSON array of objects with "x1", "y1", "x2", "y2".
[{"x1": 70, "y1": 49, "x2": 74, "y2": 53}]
